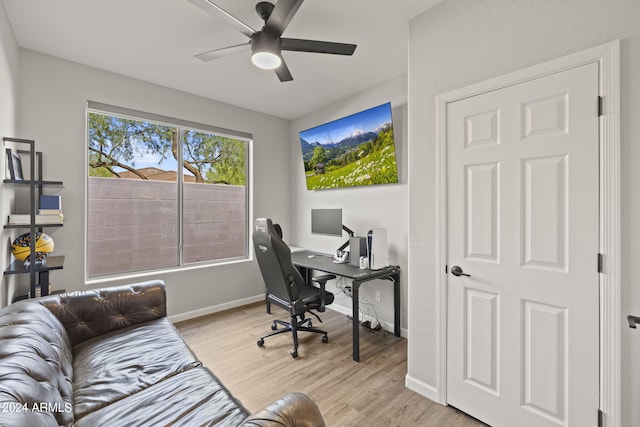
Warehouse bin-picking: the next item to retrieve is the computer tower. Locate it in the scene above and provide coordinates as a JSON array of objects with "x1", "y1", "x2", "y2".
[
  {"x1": 349, "y1": 237, "x2": 367, "y2": 267},
  {"x1": 367, "y1": 228, "x2": 389, "y2": 270}
]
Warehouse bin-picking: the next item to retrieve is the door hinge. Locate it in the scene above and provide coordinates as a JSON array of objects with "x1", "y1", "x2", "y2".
[
  {"x1": 598, "y1": 96, "x2": 604, "y2": 117},
  {"x1": 598, "y1": 408, "x2": 603, "y2": 427},
  {"x1": 597, "y1": 253, "x2": 604, "y2": 273},
  {"x1": 445, "y1": 265, "x2": 448, "y2": 274}
]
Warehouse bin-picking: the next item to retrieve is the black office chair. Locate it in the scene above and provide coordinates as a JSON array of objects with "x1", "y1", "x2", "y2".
[{"x1": 253, "y1": 218, "x2": 335, "y2": 358}]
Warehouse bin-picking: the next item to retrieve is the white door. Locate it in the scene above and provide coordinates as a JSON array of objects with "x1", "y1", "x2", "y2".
[{"x1": 446, "y1": 62, "x2": 600, "y2": 427}]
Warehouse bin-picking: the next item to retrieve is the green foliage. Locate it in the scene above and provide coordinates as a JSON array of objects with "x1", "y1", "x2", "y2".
[
  {"x1": 182, "y1": 130, "x2": 246, "y2": 184},
  {"x1": 305, "y1": 127, "x2": 398, "y2": 190},
  {"x1": 200, "y1": 135, "x2": 247, "y2": 185},
  {"x1": 303, "y1": 125, "x2": 395, "y2": 170},
  {"x1": 88, "y1": 152, "x2": 116, "y2": 177},
  {"x1": 310, "y1": 146, "x2": 327, "y2": 168},
  {"x1": 87, "y1": 112, "x2": 246, "y2": 185},
  {"x1": 88, "y1": 112, "x2": 174, "y2": 178}
]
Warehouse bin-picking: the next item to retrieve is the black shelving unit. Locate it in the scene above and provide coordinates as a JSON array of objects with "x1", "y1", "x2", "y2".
[{"x1": 3, "y1": 137, "x2": 64, "y2": 300}]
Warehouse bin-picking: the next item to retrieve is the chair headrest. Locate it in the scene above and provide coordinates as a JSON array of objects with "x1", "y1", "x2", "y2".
[
  {"x1": 254, "y1": 218, "x2": 283, "y2": 240},
  {"x1": 254, "y1": 217, "x2": 271, "y2": 234}
]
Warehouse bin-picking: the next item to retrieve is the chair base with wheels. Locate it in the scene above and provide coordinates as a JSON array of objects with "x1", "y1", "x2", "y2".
[
  {"x1": 257, "y1": 274, "x2": 335, "y2": 358},
  {"x1": 257, "y1": 312, "x2": 330, "y2": 358}
]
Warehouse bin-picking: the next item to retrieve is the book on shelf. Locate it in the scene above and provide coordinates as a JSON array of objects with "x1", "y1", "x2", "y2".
[
  {"x1": 40, "y1": 195, "x2": 61, "y2": 211},
  {"x1": 8, "y1": 213, "x2": 64, "y2": 224},
  {"x1": 38, "y1": 209, "x2": 62, "y2": 215}
]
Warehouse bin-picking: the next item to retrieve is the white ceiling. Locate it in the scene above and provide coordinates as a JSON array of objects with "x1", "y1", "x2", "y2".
[{"x1": 2, "y1": 0, "x2": 440, "y2": 120}]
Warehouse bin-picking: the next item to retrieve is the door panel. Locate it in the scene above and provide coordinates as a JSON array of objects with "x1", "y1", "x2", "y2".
[
  {"x1": 465, "y1": 162, "x2": 500, "y2": 262},
  {"x1": 465, "y1": 109, "x2": 501, "y2": 148},
  {"x1": 464, "y1": 288, "x2": 500, "y2": 395},
  {"x1": 446, "y1": 62, "x2": 599, "y2": 427},
  {"x1": 522, "y1": 300, "x2": 567, "y2": 423},
  {"x1": 521, "y1": 93, "x2": 569, "y2": 140},
  {"x1": 522, "y1": 155, "x2": 567, "y2": 271}
]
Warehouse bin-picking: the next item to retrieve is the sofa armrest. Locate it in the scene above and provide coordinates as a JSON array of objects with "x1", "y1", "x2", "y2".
[
  {"x1": 36, "y1": 280, "x2": 167, "y2": 346},
  {"x1": 242, "y1": 392, "x2": 325, "y2": 427}
]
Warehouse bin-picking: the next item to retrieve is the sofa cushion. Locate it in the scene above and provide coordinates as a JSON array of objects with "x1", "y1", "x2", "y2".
[
  {"x1": 37, "y1": 280, "x2": 167, "y2": 346},
  {"x1": 72, "y1": 317, "x2": 200, "y2": 420},
  {"x1": 74, "y1": 366, "x2": 250, "y2": 427},
  {"x1": 0, "y1": 302, "x2": 74, "y2": 426}
]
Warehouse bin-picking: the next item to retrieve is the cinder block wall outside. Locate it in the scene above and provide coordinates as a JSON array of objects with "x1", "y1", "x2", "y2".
[{"x1": 87, "y1": 177, "x2": 246, "y2": 278}]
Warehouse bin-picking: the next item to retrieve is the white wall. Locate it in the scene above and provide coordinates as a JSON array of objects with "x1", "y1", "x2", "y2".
[
  {"x1": 0, "y1": 2, "x2": 19, "y2": 306},
  {"x1": 407, "y1": 0, "x2": 640, "y2": 425},
  {"x1": 290, "y1": 77, "x2": 409, "y2": 333},
  {"x1": 0, "y1": 3, "x2": 17, "y2": 137},
  {"x1": 15, "y1": 50, "x2": 291, "y2": 318}
]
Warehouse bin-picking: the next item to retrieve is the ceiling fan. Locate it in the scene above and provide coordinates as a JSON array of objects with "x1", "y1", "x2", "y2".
[{"x1": 188, "y1": 0, "x2": 357, "y2": 82}]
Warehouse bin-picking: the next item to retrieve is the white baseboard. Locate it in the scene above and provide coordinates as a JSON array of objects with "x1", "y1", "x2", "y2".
[
  {"x1": 169, "y1": 294, "x2": 264, "y2": 323},
  {"x1": 169, "y1": 296, "x2": 408, "y2": 339},
  {"x1": 405, "y1": 375, "x2": 442, "y2": 404},
  {"x1": 327, "y1": 303, "x2": 407, "y2": 338}
]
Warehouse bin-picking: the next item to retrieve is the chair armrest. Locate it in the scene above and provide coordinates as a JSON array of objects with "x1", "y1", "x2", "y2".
[
  {"x1": 242, "y1": 392, "x2": 325, "y2": 427},
  {"x1": 311, "y1": 275, "x2": 335, "y2": 312},
  {"x1": 36, "y1": 280, "x2": 167, "y2": 346}
]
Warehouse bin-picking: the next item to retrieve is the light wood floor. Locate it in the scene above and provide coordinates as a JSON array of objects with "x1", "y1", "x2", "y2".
[{"x1": 175, "y1": 302, "x2": 486, "y2": 427}]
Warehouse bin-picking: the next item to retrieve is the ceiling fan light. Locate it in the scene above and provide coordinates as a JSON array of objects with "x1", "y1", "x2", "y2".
[{"x1": 251, "y1": 51, "x2": 282, "y2": 70}]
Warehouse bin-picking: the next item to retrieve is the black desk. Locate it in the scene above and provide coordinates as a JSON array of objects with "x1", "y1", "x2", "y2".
[{"x1": 291, "y1": 250, "x2": 401, "y2": 362}]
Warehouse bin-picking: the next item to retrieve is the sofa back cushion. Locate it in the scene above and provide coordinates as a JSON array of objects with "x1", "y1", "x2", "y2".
[
  {"x1": 0, "y1": 302, "x2": 74, "y2": 426},
  {"x1": 37, "y1": 280, "x2": 167, "y2": 346}
]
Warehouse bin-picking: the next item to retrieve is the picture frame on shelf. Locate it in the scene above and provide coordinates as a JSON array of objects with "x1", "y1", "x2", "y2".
[
  {"x1": 5, "y1": 148, "x2": 14, "y2": 179},
  {"x1": 12, "y1": 153, "x2": 23, "y2": 180},
  {"x1": 6, "y1": 148, "x2": 23, "y2": 180}
]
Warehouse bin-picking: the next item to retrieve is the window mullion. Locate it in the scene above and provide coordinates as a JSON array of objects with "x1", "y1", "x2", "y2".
[{"x1": 178, "y1": 127, "x2": 184, "y2": 266}]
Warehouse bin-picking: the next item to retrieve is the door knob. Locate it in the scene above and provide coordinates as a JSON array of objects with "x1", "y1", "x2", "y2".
[{"x1": 451, "y1": 265, "x2": 470, "y2": 277}]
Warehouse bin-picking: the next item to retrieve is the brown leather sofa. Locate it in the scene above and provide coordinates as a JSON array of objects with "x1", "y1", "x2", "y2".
[{"x1": 0, "y1": 280, "x2": 325, "y2": 426}]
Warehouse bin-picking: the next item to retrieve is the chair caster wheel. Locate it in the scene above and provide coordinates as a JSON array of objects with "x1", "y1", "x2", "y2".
[
  {"x1": 291, "y1": 349, "x2": 298, "y2": 358},
  {"x1": 257, "y1": 339, "x2": 264, "y2": 347},
  {"x1": 322, "y1": 335, "x2": 329, "y2": 344},
  {"x1": 271, "y1": 323, "x2": 277, "y2": 331}
]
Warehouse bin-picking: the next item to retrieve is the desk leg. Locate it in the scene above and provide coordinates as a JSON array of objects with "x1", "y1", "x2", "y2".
[
  {"x1": 393, "y1": 272, "x2": 400, "y2": 337},
  {"x1": 352, "y1": 280, "x2": 360, "y2": 362},
  {"x1": 296, "y1": 265, "x2": 313, "y2": 284}
]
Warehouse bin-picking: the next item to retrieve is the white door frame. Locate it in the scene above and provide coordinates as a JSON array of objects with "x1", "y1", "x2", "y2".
[{"x1": 435, "y1": 41, "x2": 620, "y2": 426}]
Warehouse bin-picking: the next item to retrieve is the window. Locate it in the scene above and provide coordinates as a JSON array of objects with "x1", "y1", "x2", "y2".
[{"x1": 86, "y1": 103, "x2": 251, "y2": 279}]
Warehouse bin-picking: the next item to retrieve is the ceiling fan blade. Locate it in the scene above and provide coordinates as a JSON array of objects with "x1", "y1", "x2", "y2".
[
  {"x1": 264, "y1": 0, "x2": 304, "y2": 37},
  {"x1": 188, "y1": 0, "x2": 256, "y2": 38},
  {"x1": 274, "y1": 58, "x2": 293, "y2": 82},
  {"x1": 195, "y1": 42, "x2": 251, "y2": 62},
  {"x1": 281, "y1": 38, "x2": 357, "y2": 56}
]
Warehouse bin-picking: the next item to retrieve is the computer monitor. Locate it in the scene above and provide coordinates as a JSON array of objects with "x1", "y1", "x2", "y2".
[
  {"x1": 311, "y1": 209, "x2": 343, "y2": 237},
  {"x1": 311, "y1": 209, "x2": 355, "y2": 258}
]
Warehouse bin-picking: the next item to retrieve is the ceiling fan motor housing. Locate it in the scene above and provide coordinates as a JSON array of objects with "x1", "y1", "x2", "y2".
[{"x1": 251, "y1": 31, "x2": 281, "y2": 56}]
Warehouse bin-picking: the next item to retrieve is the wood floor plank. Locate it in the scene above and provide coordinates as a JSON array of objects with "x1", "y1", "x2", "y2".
[{"x1": 175, "y1": 303, "x2": 486, "y2": 427}]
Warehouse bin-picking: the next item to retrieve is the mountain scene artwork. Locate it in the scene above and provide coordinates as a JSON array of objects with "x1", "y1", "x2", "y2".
[{"x1": 299, "y1": 102, "x2": 399, "y2": 190}]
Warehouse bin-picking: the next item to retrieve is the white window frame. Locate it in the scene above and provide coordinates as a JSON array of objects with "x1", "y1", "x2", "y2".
[{"x1": 84, "y1": 101, "x2": 253, "y2": 283}]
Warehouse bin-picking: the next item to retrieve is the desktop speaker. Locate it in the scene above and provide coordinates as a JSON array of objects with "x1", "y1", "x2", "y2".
[{"x1": 367, "y1": 228, "x2": 389, "y2": 270}]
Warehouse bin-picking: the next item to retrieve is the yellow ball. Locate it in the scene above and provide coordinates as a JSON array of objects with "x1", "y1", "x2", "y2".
[{"x1": 11, "y1": 232, "x2": 55, "y2": 261}]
